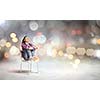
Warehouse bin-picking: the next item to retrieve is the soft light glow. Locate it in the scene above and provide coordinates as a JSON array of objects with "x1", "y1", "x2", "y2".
[
  {"x1": 90, "y1": 32, "x2": 95, "y2": 37},
  {"x1": 77, "y1": 30, "x2": 81, "y2": 35},
  {"x1": 74, "y1": 59, "x2": 80, "y2": 65},
  {"x1": 71, "y1": 30, "x2": 76, "y2": 35},
  {"x1": 33, "y1": 56, "x2": 40, "y2": 62},
  {"x1": 51, "y1": 37, "x2": 60, "y2": 47},
  {"x1": 4, "y1": 52, "x2": 9, "y2": 59},
  {"x1": 5, "y1": 42, "x2": 11, "y2": 48},
  {"x1": 33, "y1": 34, "x2": 47, "y2": 44},
  {"x1": 12, "y1": 37, "x2": 18, "y2": 43},
  {"x1": 66, "y1": 47, "x2": 76, "y2": 54},
  {"x1": 67, "y1": 54, "x2": 74, "y2": 60},
  {"x1": 91, "y1": 38, "x2": 97, "y2": 45},
  {"x1": 36, "y1": 32, "x2": 42, "y2": 35},
  {"x1": 76, "y1": 48, "x2": 86, "y2": 56},
  {"x1": 29, "y1": 21, "x2": 38, "y2": 31},
  {"x1": 0, "y1": 39, "x2": 6, "y2": 47},
  {"x1": 64, "y1": 53, "x2": 68, "y2": 57},
  {"x1": 44, "y1": 43, "x2": 53, "y2": 56},
  {"x1": 58, "y1": 50, "x2": 64, "y2": 57},
  {"x1": 66, "y1": 43, "x2": 71, "y2": 47},
  {"x1": 94, "y1": 50, "x2": 100, "y2": 58},
  {"x1": 86, "y1": 49, "x2": 94, "y2": 56},
  {"x1": 47, "y1": 48, "x2": 52, "y2": 56},
  {"x1": 10, "y1": 33, "x2": 16, "y2": 38},
  {"x1": 38, "y1": 48, "x2": 46, "y2": 56},
  {"x1": 97, "y1": 39, "x2": 100, "y2": 45},
  {"x1": 70, "y1": 62, "x2": 79, "y2": 69},
  {"x1": 9, "y1": 46, "x2": 20, "y2": 55},
  {"x1": 52, "y1": 49, "x2": 57, "y2": 57}
]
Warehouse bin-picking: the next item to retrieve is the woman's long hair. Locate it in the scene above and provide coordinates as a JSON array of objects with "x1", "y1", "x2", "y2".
[{"x1": 22, "y1": 36, "x2": 27, "y2": 44}]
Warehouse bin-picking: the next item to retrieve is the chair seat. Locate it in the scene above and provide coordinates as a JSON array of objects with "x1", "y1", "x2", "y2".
[{"x1": 21, "y1": 57, "x2": 33, "y2": 62}]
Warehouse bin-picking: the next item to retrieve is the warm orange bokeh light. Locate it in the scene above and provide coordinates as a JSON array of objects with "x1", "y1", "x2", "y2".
[
  {"x1": 58, "y1": 50, "x2": 64, "y2": 56},
  {"x1": 4, "y1": 52, "x2": 9, "y2": 59},
  {"x1": 33, "y1": 56, "x2": 40, "y2": 62},
  {"x1": 97, "y1": 39, "x2": 100, "y2": 44}
]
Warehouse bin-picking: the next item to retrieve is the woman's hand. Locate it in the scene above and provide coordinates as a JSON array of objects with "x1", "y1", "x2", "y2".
[
  {"x1": 35, "y1": 46, "x2": 39, "y2": 50},
  {"x1": 29, "y1": 47, "x2": 33, "y2": 50}
]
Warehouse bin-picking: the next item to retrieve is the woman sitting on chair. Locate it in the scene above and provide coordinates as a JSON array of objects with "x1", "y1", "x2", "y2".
[{"x1": 21, "y1": 36, "x2": 38, "y2": 60}]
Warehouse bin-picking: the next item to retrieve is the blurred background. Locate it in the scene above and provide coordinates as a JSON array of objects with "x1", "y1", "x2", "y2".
[{"x1": 1, "y1": 20, "x2": 100, "y2": 79}]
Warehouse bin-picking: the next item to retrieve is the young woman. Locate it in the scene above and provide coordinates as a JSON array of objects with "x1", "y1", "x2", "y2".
[{"x1": 21, "y1": 36, "x2": 38, "y2": 60}]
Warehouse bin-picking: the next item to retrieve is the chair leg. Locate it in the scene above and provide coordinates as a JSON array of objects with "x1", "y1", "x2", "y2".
[
  {"x1": 27, "y1": 62, "x2": 30, "y2": 72},
  {"x1": 28, "y1": 61, "x2": 32, "y2": 72},
  {"x1": 20, "y1": 59, "x2": 34, "y2": 73}
]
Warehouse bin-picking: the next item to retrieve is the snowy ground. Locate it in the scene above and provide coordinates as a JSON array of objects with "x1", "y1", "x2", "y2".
[{"x1": 0, "y1": 56, "x2": 100, "y2": 80}]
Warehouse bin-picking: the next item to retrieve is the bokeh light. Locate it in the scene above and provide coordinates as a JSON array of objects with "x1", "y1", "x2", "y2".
[
  {"x1": 86, "y1": 49, "x2": 94, "y2": 56},
  {"x1": 97, "y1": 39, "x2": 100, "y2": 45},
  {"x1": 33, "y1": 56, "x2": 40, "y2": 62},
  {"x1": 91, "y1": 38, "x2": 97, "y2": 45},
  {"x1": 33, "y1": 34, "x2": 47, "y2": 44},
  {"x1": 46, "y1": 48, "x2": 52, "y2": 56},
  {"x1": 37, "y1": 48, "x2": 46, "y2": 56},
  {"x1": 58, "y1": 50, "x2": 64, "y2": 57},
  {"x1": 67, "y1": 54, "x2": 74, "y2": 60},
  {"x1": 71, "y1": 30, "x2": 76, "y2": 35},
  {"x1": 51, "y1": 37, "x2": 60, "y2": 47},
  {"x1": 10, "y1": 33, "x2": 16, "y2": 38},
  {"x1": 74, "y1": 59, "x2": 80, "y2": 65},
  {"x1": 36, "y1": 32, "x2": 42, "y2": 36},
  {"x1": 12, "y1": 37, "x2": 18, "y2": 43},
  {"x1": 64, "y1": 53, "x2": 68, "y2": 57},
  {"x1": 52, "y1": 49, "x2": 57, "y2": 57},
  {"x1": 0, "y1": 39, "x2": 6, "y2": 47},
  {"x1": 9, "y1": 46, "x2": 20, "y2": 56},
  {"x1": 66, "y1": 43, "x2": 71, "y2": 47},
  {"x1": 5, "y1": 42, "x2": 11, "y2": 48},
  {"x1": 77, "y1": 30, "x2": 82, "y2": 35},
  {"x1": 4, "y1": 52, "x2": 9, "y2": 59},
  {"x1": 29, "y1": 21, "x2": 38, "y2": 31},
  {"x1": 66, "y1": 47, "x2": 76, "y2": 54},
  {"x1": 76, "y1": 48, "x2": 86, "y2": 56},
  {"x1": 94, "y1": 50, "x2": 100, "y2": 58}
]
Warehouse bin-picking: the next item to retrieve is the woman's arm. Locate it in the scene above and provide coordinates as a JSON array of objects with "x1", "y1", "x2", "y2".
[
  {"x1": 21, "y1": 43, "x2": 30, "y2": 49},
  {"x1": 29, "y1": 43, "x2": 38, "y2": 49}
]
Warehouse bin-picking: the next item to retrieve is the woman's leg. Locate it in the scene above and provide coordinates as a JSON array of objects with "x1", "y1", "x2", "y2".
[
  {"x1": 31, "y1": 50, "x2": 35, "y2": 57},
  {"x1": 22, "y1": 50, "x2": 29, "y2": 60},
  {"x1": 27, "y1": 50, "x2": 33, "y2": 58},
  {"x1": 23, "y1": 49, "x2": 35, "y2": 59}
]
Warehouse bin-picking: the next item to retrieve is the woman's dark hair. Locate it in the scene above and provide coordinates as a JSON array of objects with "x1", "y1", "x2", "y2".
[{"x1": 22, "y1": 36, "x2": 28, "y2": 43}]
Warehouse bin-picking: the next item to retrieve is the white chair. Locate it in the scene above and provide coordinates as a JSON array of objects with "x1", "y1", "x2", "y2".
[{"x1": 20, "y1": 51, "x2": 39, "y2": 73}]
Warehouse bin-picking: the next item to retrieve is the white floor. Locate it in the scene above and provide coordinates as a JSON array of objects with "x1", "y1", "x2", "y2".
[{"x1": 0, "y1": 56, "x2": 100, "y2": 80}]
